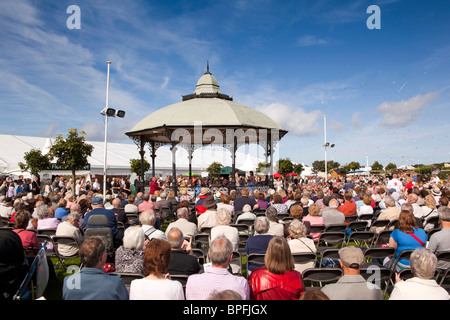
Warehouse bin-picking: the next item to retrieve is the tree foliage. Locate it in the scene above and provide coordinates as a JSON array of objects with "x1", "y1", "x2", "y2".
[
  {"x1": 18, "y1": 149, "x2": 52, "y2": 177},
  {"x1": 312, "y1": 160, "x2": 340, "y2": 173},
  {"x1": 277, "y1": 158, "x2": 294, "y2": 177},
  {"x1": 207, "y1": 161, "x2": 223, "y2": 178},
  {"x1": 292, "y1": 163, "x2": 304, "y2": 176},
  {"x1": 130, "y1": 158, "x2": 150, "y2": 177},
  {"x1": 371, "y1": 161, "x2": 384, "y2": 171},
  {"x1": 385, "y1": 163, "x2": 397, "y2": 172},
  {"x1": 48, "y1": 129, "x2": 94, "y2": 183}
]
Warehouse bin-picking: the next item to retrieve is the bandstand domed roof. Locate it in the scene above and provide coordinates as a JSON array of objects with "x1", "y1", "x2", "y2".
[{"x1": 126, "y1": 66, "x2": 287, "y2": 143}]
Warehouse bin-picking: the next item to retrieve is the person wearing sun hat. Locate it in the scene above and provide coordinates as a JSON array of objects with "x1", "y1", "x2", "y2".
[
  {"x1": 321, "y1": 246, "x2": 384, "y2": 300},
  {"x1": 197, "y1": 195, "x2": 218, "y2": 232},
  {"x1": 195, "y1": 187, "x2": 210, "y2": 214}
]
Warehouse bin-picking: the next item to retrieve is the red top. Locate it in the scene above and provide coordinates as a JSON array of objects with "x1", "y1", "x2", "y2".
[
  {"x1": 248, "y1": 267, "x2": 305, "y2": 300},
  {"x1": 13, "y1": 228, "x2": 40, "y2": 255},
  {"x1": 338, "y1": 201, "x2": 357, "y2": 216},
  {"x1": 149, "y1": 180, "x2": 161, "y2": 195}
]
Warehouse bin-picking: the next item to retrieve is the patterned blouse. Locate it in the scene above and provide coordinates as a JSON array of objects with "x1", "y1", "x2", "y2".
[{"x1": 114, "y1": 246, "x2": 144, "y2": 274}]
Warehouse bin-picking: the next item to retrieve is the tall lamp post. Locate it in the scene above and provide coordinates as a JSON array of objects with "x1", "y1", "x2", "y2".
[
  {"x1": 323, "y1": 115, "x2": 335, "y2": 182},
  {"x1": 100, "y1": 61, "x2": 125, "y2": 196}
]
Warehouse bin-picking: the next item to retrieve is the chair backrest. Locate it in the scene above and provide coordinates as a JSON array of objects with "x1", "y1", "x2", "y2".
[
  {"x1": 115, "y1": 272, "x2": 144, "y2": 287},
  {"x1": 371, "y1": 219, "x2": 390, "y2": 229},
  {"x1": 170, "y1": 274, "x2": 189, "y2": 287},
  {"x1": 84, "y1": 228, "x2": 114, "y2": 255},
  {"x1": 347, "y1": 221, "x2": 368, "y2": 232},
  {"x1": 344, "y1": 215, "x2": 358, "y2": 223},
  {"x1": 324, "y1": 224, "x2": 347, "y2": 233},
  {"x1": 374, "y1": 230, "x2": 392, "y2": 246},
  {"x1": 230, "y1": 251, "x2": 242, "y2": 275},
  {"x1": 52, "y1": 236, "x2": 81, "y2": 257},
  {"x1": 193, "y1": 233, "x2": 210, "y2": 247},
  {"x1": 246, "y1": 253, "x2": 266, "y2": 266},
  {"x1": 347, "y1": 231, "x2": 375, "y2": 247},
  {"x1": 37, "y1": 229, "x2": 56, "y2": 236},
  {"x1": 319, "y1": 248, "x2": 340, "y2": 267},
  {"x1": 191, "y1": 248, "x2": 206, "y2": 265},
  {"x1": 424, "y1": 216, "x2": 440, "y2": 229},
  {"x1": 364, "y1": 247, "x2": 396, "y2": 261},
  {"x1": 358, "y1": 214, "x2": 374, "y2": 222},
  {"x1": 87, "y1": 214, "x2": 109, "y2": 226},
  {"x1": 302, "y1": 268, "x2": 343, "y2": 287},
  {"x1": 308, "y1": 225, "x2": 325, "y2": 234},
  {"x1": 200, "y1": 226, "x2": 213, "y2": 235},
  {"x1": 317, "y1": 232, "x2": 346, "y2": 247},
  {"x1": 229, "y1": 224, "x2": 250, "y2": 234}
]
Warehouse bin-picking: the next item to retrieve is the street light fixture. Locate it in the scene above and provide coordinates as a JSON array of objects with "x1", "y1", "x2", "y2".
[
  {"x1": 101, "y1": 61, "x2": 125, "y2": 196},
  {"x1": 323, "y1": 115, "x2": 335, "y2": 182}
]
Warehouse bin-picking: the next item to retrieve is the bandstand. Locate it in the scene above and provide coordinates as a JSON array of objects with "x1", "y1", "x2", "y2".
[{"x1": 125, "y1": 65, "x2": 288, "y2": 195}]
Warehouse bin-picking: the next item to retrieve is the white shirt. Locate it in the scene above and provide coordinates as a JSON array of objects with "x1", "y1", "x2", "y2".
[
  {"x1": 130, "y1": 278, "x2": 184, "y2": 300},
  {"x1": 389, "y1": 277, "x2": 449, "y2": 300},
  {"x1": 210, "y1": 225, "x2": 240, "y2": 251},
  {"x1": 387, "y1": 179, "x2": 402, "y2": 192}
]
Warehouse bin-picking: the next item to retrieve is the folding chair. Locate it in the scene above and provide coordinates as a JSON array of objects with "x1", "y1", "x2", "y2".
[
  {"x1": 302, "y1": 268, "x2": 343, "y2": 287},
  {"x1": 199, "y1": 226, "x2": 213, "y2": 235},
  {"x1": 324, "y1": 224, "x2": 347, "y2": 233},
  {"x1": 308, "y1": 224, "x2": 325, "y2": 235},
  {"x1": 426, "y1": 227, "x2": 442, "y2": 239},
  {"x1": 191, "y1": 248, "x2": 206, "y2": 265},
  {"x1": 347, "y1": 221, "x2": 369, "y2": 232},
  {"x1": 360, "y1": 266, "x2": 391, "y2": 292},
  {"x1": 171, "y1": 274, "x2": 189, "y2": 287},
  {"x1": 193, "y1": 233, "x2": 210, "y2": 256},
  {"x1": 126, "y1": 214, "x2": 139, "y2": 226},
  {"x1": 319, "y1": 248, "x2": 341, "y2": 268},
  {"x1": 435, "y1": 251, "x2": 450, "y2": 278},
  {"x1": 344, "y1": 215, "x2": 358, "y2": 224},
  {"x1": 37, "y1": 229, "x2": 56, "y2": 236},
  {"x1": 439, "y1": 267, "x2": 450, "y2": 294},
  {"x1": 230, "y1": 224, "x2": 250, "y2": 234},
  {"x1": 235, "y1": 219, "x2": 255, "y2": 235},
  {"x1": 246, "y1": 253, "x2": 266, "y2": 276},
  {"x1": 115, "y1": 272, "x2": 144, "y2": 286},
  {"x1": 230, "y1": 251, "x2": 242, "y2": 275},
  {"x1": 52, "y1": 236, "x2": 82, "y2": 276},
  {"x1": 316, "y1": 232, "x2": 346, "y2": 254},
  {"x1": 12, "y1": 243, "x2": 49, "y2": 300},
  {"x1": 424, "y1": 216, "x2": 440, "y2": 229},
  {"x1": 346, "y1": 231, "x2": 375, "y2": 248},
  {"x1": 372, "y1": 230, "x2": 393, "y2": 247},
  {"x1": 363, "y1": 247, "x2": 396, "y2": 268},
  {"x1": 36, "y1": 234, "x2": 57, "y2": 258},
  {"x1": 358, "y1": 214, "x2": 374, "y2": 222},
  {"x1": 370, "y1": 219, "x2": 391, "y2": 232},
  {"x1": 84, "y1": 215, "x2": 114, "y2": 257},
  {"x1": 292, "y1": 252, "x2": 317, "y2": 273}
]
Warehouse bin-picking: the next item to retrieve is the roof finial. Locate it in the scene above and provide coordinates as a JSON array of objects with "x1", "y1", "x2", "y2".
[{"x1": 206, "y1": 60, "x2": 211, "y2": 74}]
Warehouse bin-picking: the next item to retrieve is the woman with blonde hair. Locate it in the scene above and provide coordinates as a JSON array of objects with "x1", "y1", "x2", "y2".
[
  {"x1": 421, "y1": 194, "x2": 438, "y2": 231},
  {"x1": 302, "y1": 203, "x2": 324, "y2": 242},
  {"x1": 248, "y1": 236, "x2": 305, "y2": 300}
]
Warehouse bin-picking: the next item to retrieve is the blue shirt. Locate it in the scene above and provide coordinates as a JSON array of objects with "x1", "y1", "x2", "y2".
[
  {"x1": 391, "y1": 227, "x2": 427, "y2": 267},
  {"x1": 63, "y1": 267, "x2": 128, "y2": 300}
]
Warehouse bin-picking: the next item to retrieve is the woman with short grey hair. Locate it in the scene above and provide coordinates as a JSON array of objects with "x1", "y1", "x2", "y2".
[
  {"x1": 287, "y1": 220, "x2": 316, "y2": 273},
  {"x1": 115, "y1": 226, "x2": 145, "y2": 274},
  {"x1": 389, "y1": 248, "x2": 449, "y2": 300},
  {"x1": 265, "y1": 206, "x2": 284, "y2": 237},
  {"x1": 210, "y1": 208, "x2": 239, "y2": 251},
  {"x1": 245, "y1": 216, "x2": 273, "y2": 273}
]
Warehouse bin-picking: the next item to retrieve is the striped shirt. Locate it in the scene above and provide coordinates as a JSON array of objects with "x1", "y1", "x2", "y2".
[{"x1": 185, "y1": 267, "x2": 250, "y2": 300}]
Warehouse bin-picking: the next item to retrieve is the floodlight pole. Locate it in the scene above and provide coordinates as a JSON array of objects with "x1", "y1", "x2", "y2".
[
  {"x1": 324, "y1": 115, "x2": 328, "y2": 182},
  {"x1": 103, "y1": 61, "x2": 111, "y2": 197}
]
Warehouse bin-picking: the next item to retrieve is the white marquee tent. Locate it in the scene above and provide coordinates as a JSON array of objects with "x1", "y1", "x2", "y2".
[{"x1": 0, "y1": 134, "x2": 264, "y2": 180}]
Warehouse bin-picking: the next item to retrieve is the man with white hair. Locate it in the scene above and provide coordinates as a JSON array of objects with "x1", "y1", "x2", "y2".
[
  {"x1": 139, "y1": 209, "x2": 166, "y2": 241},
  {"x1": 165, "y1": 207, "x2": 198, "y2": 240},
  {"x1": 55, "y1": 211, "x2": 83, "y2": 256},
  {"x1": 321, "y1": 199, "x2": 345, "y2": 226}
]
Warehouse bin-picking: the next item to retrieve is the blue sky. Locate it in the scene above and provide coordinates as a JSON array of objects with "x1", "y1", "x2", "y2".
[{"x1": 0, "y1": 0, "x2": 449, "y2": 169}]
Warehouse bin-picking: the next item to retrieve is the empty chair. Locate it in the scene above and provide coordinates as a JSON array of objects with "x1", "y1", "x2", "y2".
[
  {"x1": 292, "y1": 252, "x2": 317, "y2": 274},
  {"x1": 363, "y1": 247, "x2": 397, "y2": 268},
  {"x1": 316, "y1": 232, "x2": 346, "y2": 254},
  {"x1": 370, "y1": 219, "x2": 391, "y2": 233},
  {"x1": 347, "y1": 221, "x2": 369, "y2": 232},
  {"x1": 324, "y1": 224, "x2": 347, "y2": 233},
  {"x1": 37, "y1": 229, "x2": 56, "y2": 237},
  {"x1": 346, "y1": 231, "x2": 375, "y2": 248},
  {"x1": 344, "y1": 215, "x2": 358, "y2": 224},
  {"x1": 302, "y1": 268, "x2": 343, "y2": 287}
]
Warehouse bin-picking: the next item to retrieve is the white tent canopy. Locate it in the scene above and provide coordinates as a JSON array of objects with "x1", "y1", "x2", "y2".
[{"x1": 0, "y1": 134, "x2": 264, "y2": 179}]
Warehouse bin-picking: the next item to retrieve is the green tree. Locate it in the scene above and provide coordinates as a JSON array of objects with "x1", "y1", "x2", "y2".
[
  {"x1": 257, "y1": 162, "x2": 270, "y2": 174},
  {"x1": 371, "y1": 161, "x2": 384, "y2": 171},
  {"x1": 277, "y1": 158, "x2": 294, "y2": 178},
  {"x1": 312, "y1": 160, "x2": 340, "y2": 172},
  {"x1": 18, "y1": 149, "x2": 52, "y2": 177},
  {"x1": 347, "y1": 161, "x2": 361, "y2": 171},
  {"x1": 207, "y1": 161, "x2": 223, "y2": 178},
  {"x1": 292, "y1": 163, "x2": 304, "y2": 176},
  {"x1": 385, "y1": 163, "x2": 397, "y2": 172},
  {"x1": 130, "y1": 158, "x2": 150, "y2": 177},
  {"x1": 48, "y1": 129, "x2": 94, "y2": 184}
]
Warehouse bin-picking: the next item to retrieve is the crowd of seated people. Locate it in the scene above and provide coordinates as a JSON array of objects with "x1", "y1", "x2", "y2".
[{"x1": 1, "y1": 172, "x2": 450, "y2": 301}]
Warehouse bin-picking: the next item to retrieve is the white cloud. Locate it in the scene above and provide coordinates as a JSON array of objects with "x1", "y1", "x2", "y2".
[
  {"x1": 296, "y1": 35, "x2": 329, "y2": 47},
  {"x1": 376, "y1": 91, "x2": 441, "y2": 127},
  {"x1": 257, "y1": 103, "x2": 323, "y2": 136}
]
